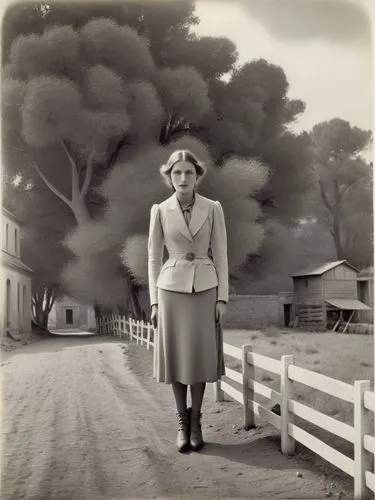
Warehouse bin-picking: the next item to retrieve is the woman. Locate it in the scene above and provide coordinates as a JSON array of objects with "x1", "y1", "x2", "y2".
[{"x1": 147, "y1": 149, "x2": 228, "y2": 453}]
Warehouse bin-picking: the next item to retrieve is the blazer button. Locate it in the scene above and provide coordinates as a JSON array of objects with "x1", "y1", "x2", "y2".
[{"x1": 185, "y1": 252, "x2": 195, "y2": 261}]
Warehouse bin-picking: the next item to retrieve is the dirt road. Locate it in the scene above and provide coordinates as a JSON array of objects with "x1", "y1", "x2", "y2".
[{"x1": 1, "y1": 334, "x2": 350, "y2": 499}]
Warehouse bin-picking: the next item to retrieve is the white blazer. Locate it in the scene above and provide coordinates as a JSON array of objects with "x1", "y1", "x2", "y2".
[{"x1": 147, "y1": 192, "x2": 229, "y2": 306}]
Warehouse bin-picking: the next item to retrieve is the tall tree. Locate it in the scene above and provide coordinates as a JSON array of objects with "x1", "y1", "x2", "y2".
[
  {"x1": 309, "y1": 118, "x2": 372, "y2": 265},
  {"x1": 195, "y1": 59, "x2": 314, "y2": 226},
  {"x1": 2, "y1": 18, "x2": 215, "y2": 317}
]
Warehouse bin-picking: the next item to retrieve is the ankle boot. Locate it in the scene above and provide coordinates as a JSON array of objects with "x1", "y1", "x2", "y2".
[
  {"x1": 190, "y1": 409, "x2": 204, "y2": 451},
  {"x1": 176, "y1": 409, "x2": 190, "y2": 453}
]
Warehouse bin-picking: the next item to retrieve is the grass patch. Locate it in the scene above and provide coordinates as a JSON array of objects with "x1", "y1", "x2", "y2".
[
  {"x1": 270, "y1": 340, "x2": 278, "y2": 345},
  {"x1": 223, "y1": 327, "x2": 373, "y2": 428},
  {"x1": 264, "y1": 326, "x2": 280, "y2": 338},
  {"x1": 251, "y1": 334, "x2": 258, "y2": 341},
  {"x1": 360, "y1": 361, "x2": 371, "y2": 368},
  {"x1": 305, "y1": 346, "x2": 319, "y2": 355}
]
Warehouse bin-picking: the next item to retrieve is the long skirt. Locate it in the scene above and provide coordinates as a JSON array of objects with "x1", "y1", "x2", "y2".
[{"x1": 153, "y1": 286, "x2": 225, "y2": 385}]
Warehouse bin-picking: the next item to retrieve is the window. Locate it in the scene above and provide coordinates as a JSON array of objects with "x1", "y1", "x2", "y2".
[
  {"x1": 6, "y1": 280, "x2": 11, "y2": 327},
  {"x1": 66, "y1": 309, "x2": 73, "y2": 325},
  {"x1": 15, "y1": 229, "x2": 18, "y2": 256},
  {"x1": 5, "y1": 224, "x2": 9, "y2": 251},
  {"x1": 23, "y1": 285, "x2": 27, "y2": 327}
]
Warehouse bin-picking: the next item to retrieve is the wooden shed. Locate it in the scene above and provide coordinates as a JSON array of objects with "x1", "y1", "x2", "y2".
[
  {"x1": 357, "y1": 267, "x2": 374, "y2": 324},
  {"x1": 291, "y1": 260, "x2": 371, "y2": 330}
]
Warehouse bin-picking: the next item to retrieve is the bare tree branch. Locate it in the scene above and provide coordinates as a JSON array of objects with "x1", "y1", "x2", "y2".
[
  {"x1": 318, "y1": 179, "x2": 332, "y2": 210},
  {"x1": 32, "y1": 160, "x2": 72, "y2": 208},
  {"x1": 108, "y1": 134, "x2": 134, "y2": 167},
  {"x1": 61, "y1": 139, "x2": 80, "y2": 200},
  {"x1": 80, "y1": 149, "x2": 95, "y2": 198}
]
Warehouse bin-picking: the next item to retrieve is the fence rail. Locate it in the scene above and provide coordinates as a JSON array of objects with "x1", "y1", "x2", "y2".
[{"x1": 97, "y1": 314, "x2": 375, "y2": 499}]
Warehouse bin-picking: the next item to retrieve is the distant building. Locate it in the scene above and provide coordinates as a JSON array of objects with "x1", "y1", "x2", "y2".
[
  {"x1": 357, "y1": 267, "x2": 374, "y2": 323},
  {"x1": 290, "y1": 260, "x2": 371, "y2": 330},
  {"x1": 1, "y1": 207, "x2": 33, "y2": 336},
  {"x1": 48, "y1": 296, "x2": 96, "y2": 331}
]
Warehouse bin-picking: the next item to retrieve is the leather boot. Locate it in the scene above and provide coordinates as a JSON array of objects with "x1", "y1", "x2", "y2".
[
  {"x1": 190, "y1": 409, "x2": 204, "y2": 451},
  {"x1": 176, "y1": 409, "x2": 190, "y2": 453}
]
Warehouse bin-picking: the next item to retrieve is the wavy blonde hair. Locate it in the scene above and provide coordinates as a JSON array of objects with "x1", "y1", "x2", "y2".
[{"x1": 159, "y1": 150, "x2": 207, "y2": 190}]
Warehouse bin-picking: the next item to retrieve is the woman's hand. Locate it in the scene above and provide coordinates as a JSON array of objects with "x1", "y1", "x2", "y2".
[
  {"x1": 151, "y1": 304, "x2": 158, "y2": 329},
  {"x1": 215, "y1": 301, "x2": 227, "y2": 324}
]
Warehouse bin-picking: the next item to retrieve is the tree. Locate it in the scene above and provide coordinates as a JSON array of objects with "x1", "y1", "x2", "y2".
[
  {"x1": 1, "y1": 1, "x2": 198, "y2": 63},
  {"x1": 309, "y1": 118, "x2": 373, "y2": 266},
  {"x1": 194, "y1": 59, "x2": 314, "y2": 226},
  {"x1": 3, "y1": 7, "x2": 315, "y2": 316},
  {"x1": 2, "y1": 18, "x2": 219, "y2": 317},
  {"x1": 234, "y1": 218, "x2": 336, "y2": 294},
  {"x1": 2, "y1": 19, "x2": 157, "y2": 319}
]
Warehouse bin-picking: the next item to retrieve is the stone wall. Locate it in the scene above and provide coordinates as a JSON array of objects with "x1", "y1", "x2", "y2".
[{"x1": 225, "y1": 294, "x2": 288, "y2": 329}]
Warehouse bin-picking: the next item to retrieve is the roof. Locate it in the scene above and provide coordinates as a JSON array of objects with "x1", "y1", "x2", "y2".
[
  {"x1": 1, "y1": 251, "x2": 33, "y2": 275},
  {"x1": 325, "y1": 298, "x2": 371, "y2": 310},
  {"x1": 2, "y1": 207, "x2": 23, "y2": 226},
  {"x1": 358, "y1": 267, "x2": 374, "y2": 280},
  {"x1": 291, "y1": 260, "x2": 359, "y2": 278}
]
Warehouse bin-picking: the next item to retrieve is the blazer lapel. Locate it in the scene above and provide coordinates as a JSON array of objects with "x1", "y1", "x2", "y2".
[
  {"x1": 166, "y1": 193, "x2": 209, "y2": 241},
  {"x1": 167, "y1": 194, "x2": 193, "y2": 242},
  {"x1": 189, "y1": 193, "x2": 209, "y2": 238}
]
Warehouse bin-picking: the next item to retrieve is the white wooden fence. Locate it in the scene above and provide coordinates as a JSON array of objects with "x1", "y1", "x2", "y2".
[{"x1": 97, "y1": 314, "x2": 375, "y2": 499}]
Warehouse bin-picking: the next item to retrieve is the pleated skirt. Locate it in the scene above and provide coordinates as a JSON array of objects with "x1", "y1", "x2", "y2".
[{"x1": 153, "y1": 286, "x2": 225, "y2": 385}]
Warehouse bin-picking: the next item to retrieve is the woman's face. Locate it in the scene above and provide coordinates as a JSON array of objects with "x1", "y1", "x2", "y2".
[{"x1": 170, "y1": 161, "x2": 197, "y2": 194}]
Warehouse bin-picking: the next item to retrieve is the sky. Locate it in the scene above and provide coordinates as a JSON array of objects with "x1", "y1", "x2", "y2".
[{"x1": 193, "y1": 0, "x2": 373, "y2": 145}]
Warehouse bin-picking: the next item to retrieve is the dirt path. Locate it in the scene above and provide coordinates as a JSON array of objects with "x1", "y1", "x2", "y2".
[{"x1": 1, "y1": 334, "x2": 350, "y2": 499}]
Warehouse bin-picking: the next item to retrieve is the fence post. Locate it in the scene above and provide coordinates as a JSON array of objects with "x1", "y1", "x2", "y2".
[
  {"x1": 128, "y1": 317, "x2": 132, "y2": 340},
  {"x1": 147, "y1": 323, "x2": 151, "y2": 350},
  {"x1": 140, "y1": 320, "x2": 144, "y2": 346},
  {"x1": 280, "y1": 354, "x2": 295, "y2": 455},
  {"x1": 242, "y1": 344, "x2": 255, "y2": 430},
  {"x1": 354, "y1": 380, "x2": 372, "y2": 500},
  {"x1": 214, "y1": 380, "x2": 224, "y2": 402}
]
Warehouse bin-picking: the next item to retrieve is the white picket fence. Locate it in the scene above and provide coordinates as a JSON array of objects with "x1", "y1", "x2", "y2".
[{"x1": 97, "y1": 313, "x2": 375, "y2": 499}]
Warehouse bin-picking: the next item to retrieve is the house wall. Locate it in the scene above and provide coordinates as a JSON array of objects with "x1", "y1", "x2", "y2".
[
  {"x1": 49, "y1": 296, "x2": 96, "y2": 330},
  {"x1": 323, "y1": 265, "x2": 358, "y2": 281},
  {"x1": 55, "y1": 305, "x2": 81, "y2": 329},
  {"x1": 323, "y1": 280, "x2": 359, "y2": 299},
  {"x1": 225, "y1": 295, "x2": 281, "y2": 328},
  {"x1": 356, "y1": 279, "x2": 374, "y2": 323},
  {"x1": 293, "y1": 276, "x2": 322, "y2": 305},
  {"x1": 2, "y1": 215, "x2": 21, "y2": 258},
  {"x1": 1, "y1": 267, "x2": 32, "y2": 335}
]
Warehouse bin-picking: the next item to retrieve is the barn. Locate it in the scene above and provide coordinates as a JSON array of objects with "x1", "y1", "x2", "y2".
[{"x1": 291, "y1": 260, "x2": 371, "y2": 331}]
